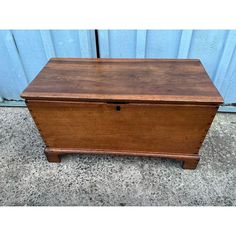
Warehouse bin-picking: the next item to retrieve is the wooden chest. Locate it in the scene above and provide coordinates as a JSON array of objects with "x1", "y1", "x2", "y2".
[{"x1": 21, "y1": 58, "x2": 223, "y2": 169}]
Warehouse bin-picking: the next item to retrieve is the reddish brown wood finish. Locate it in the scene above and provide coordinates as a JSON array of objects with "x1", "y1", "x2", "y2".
[
  {"x1": 21, "y1": 58, "x2": 223, "y2": 169},
  {"x1": 45, "y1": 148, "x2": 61, "y2": 163},
  {"x1": 21, "y1": 58, "x2": 223, "y2": 105},
  {"x1": 182, "y1": 159, "x2": 200, "y2": 170},
  {"x1": 45, "y1": 147, "x2": 199, "y2": 169},
  {"x1": 27, "y1": 101, "x2": 217, "y2": 154}
]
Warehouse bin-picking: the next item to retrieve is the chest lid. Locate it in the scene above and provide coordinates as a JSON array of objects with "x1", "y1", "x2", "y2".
[{"x1": 21, "y1": 58, "x2": 223, "y2": 105}]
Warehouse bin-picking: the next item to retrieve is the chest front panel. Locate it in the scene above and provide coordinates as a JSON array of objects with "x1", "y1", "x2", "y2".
[{"x1": 28, "y1": 101, "x2": 217, "y2": 155}]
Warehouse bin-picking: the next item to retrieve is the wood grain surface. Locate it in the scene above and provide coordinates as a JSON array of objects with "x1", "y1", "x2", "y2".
[
  {"x1": 27, "y1": 100, "x2": 217, "y2": 155},
  {"x1": 21, "y1": 58, "x2": 223, "y2": 105}
]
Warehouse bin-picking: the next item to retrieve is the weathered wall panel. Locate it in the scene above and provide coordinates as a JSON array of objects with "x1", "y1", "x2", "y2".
[
  {"x1": 0, "y1": 30, "x2": 235, "y2": 105},
  {"x1": 0, "y1": 30, "x2": 96, "y2": 100},
  {"x1": 98, "y1": 30, "x2": 236, "y2": 104}
]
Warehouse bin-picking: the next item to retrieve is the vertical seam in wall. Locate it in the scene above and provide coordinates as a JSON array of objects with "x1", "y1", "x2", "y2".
[
  {"x1": 107, "y1": 30, "x2": 110, "y2": 58},
  {"x1": 77, "y1": 30, "x2": 82, "y2": 57},
  {"x1": 90, "y1": 30, "x2": 96, "y2": 58},
  {"x1": 177, "y1": 30, "x2": 193, "y2": 58},
  {"x1": 145, "y1": 31, "x2": 147, "y2": 58},
  {"x1": 213, "y1": 30, "x2": 236, "y2": 93},
  {"x1": 187, "y1": 30, "x2": 194, "y2": 58},
  {"x1": 145, "y1": 30, "x2": 148, "y2": 58},
  {"x1": 11, "y1": 30, "x2": 29, "y2": 83},
  {"x1": 142, "y1": 30, "x2": 147, "y2": 58},
  {"x1": 223, "y1": 46, "x2": 236, "y2": 100},
  {"x1": 40, "y1": 30, "x2": 57, "y2": 59},
  {"x1": 95, "y1": 29, "x2": 100, "y2": 58},
  {"x1": 176, "y1": 30, "x2": 183, "y2": 58},
  {"x1": 50, "y1": 31, "x2": 57, "y2": 57},
  {"x1": 211, "y1": 30, "x2": 229, "y2": 81}
]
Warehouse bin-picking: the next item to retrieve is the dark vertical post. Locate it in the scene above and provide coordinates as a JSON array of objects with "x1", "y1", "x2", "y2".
[{"x1": 95, "y1": 30, "x2": 100, "y2": 58}]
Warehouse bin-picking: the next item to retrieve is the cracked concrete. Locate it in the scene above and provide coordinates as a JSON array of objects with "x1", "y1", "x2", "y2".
[{"x1": 0, "y1": 107, "x2": 235, "y2": 206}]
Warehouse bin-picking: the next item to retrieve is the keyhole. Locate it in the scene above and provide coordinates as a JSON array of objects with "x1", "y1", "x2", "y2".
[{"x1": 116, "y1": 106, "x2": 121, "y2": 111}]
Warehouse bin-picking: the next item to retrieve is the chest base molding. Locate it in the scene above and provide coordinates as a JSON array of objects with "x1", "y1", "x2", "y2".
[{"x1": 45, "y1": 147, "x2": 200, "y2": 170}]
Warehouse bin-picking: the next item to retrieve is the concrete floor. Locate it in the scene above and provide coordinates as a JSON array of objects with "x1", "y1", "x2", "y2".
[{"x1": 0, "y1": 107, "x2": 235, "y2": 206}]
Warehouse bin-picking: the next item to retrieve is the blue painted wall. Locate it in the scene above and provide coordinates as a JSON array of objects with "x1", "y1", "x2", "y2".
[
  {"x1": 0, "y1": 30, "x2": 235, "y2": 104},
  {"x1": 0, "y1": 30, "x2": 96, "y2": 100},
  {"x1": 98, "y1": 30, "x2": 236, "y2": 104}
]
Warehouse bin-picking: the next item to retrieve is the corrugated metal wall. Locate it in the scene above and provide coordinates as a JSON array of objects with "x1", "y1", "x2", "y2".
[
  {"x1": 98, "y1": 30, "x2": 236, "y2": 104},
  {"x1": 0, "y1": 30, "x2": 236, "y2": 105},
  {"x1": 0, "y1": 30, "x2": 96, "y2": 100}
]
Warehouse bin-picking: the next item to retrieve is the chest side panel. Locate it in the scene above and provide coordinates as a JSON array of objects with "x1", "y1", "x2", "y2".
[{"x1": 27, "y1": 101, "x2": 217, "y2": 155}]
